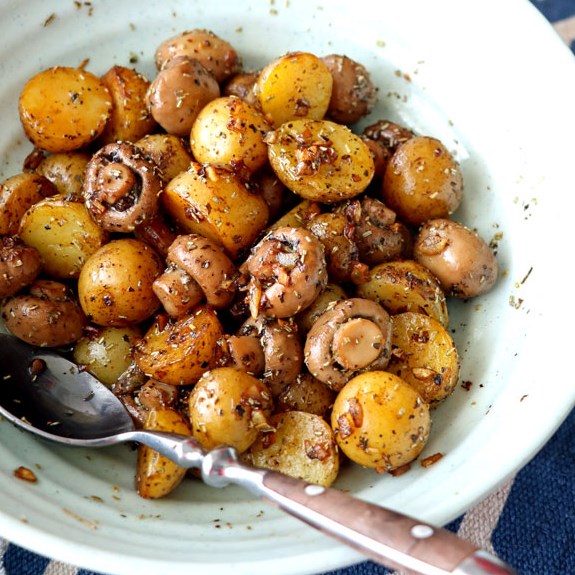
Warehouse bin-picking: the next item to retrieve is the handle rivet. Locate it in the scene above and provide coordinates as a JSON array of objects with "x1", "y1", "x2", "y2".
[
  {"x1": 304, "y1": 484, "x2": 326, "y2": 496},
  {"x1": 411, "y1": 524, "x2": 434, "y2": 539}
]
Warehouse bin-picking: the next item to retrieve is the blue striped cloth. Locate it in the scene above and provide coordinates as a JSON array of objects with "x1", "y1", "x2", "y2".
[{"x1": 1, "y1": 2, "x2": 574, "y2": 574}]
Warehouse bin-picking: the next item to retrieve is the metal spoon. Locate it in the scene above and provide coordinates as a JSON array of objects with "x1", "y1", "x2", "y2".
[{"x1": 0, "y1": 333, "x2": 515, "y2": 575}]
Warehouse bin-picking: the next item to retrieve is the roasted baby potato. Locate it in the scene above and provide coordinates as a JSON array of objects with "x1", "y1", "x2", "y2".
[
  {"x1": 356, "y1": 259, "x2": 449, "y2": 327},
  {"x1": 188, "y1": 367, "x2": 273, "y2": 453},
  {"x1": 381, "y1": 136, "x2": 463, "y2": 225},
  {"x1": 136, "y1": 408, "x2": 192, "y2": 499},
  {"x1": 77, "y1": 238, "x2": 162, "y2": 326},
  {"x1": 276, "y1": 372, "x2": 336, "y2": 419},
  {"x1": 256, "y1": 52, "x2": 333, "y2": 127},
  {"x1": 73, "y1": 325, "x2": 143, "y2": 387},
  {"x1": 34, "y1": 152, "x2": 91, "y2": 199},
  {"x1": 247, "y1": 411, "x2": 340, "y2": 487},
  {"x1": 134, "y1": 306, "x2": 224, "y2": 386},
  {"x1": 191, "y1": 96, "x2": 271, "y2": 173},
  {"x1": 19, "y1": 196, "x2": 109, "y2": 279},
  {"x1": 98, "y1": 65, "x2": 157, "y2": 145},
  {"x1": 18, "y1": 66, "x2": 112, "y2": 152},
  {"x1": 162, "y1": 162, "x2": 269, "y2": 259},
  {"x1": 0, "y1": 173, "x2": 57, "y2": 235},
  {"x1": 387, "y1": 312, "x2": 460, "y2": 406},
  {"x1": 266, "y1": 119, "x2": 374, "y2": 203},
  {"x1": 331, "y1": 371, "x2": 431, "y2": 472},
  {"x1": 135, "y1": 134, "x2": 193, "y2": 182}
]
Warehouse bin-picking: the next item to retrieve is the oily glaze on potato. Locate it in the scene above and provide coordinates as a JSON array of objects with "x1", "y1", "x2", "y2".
[
  {"x1": 77, "y1": 238, "x2": 162, "y2": 326},
  {"x1": 136, "y1": 408, "x2": 192, "y2": 499},
  {"x1": 266, "y1": 119, "x2": 374, "y2": 203},
  {"x1": 134, "y1": 306, "x2": 224, "y2": 386},
  {"x1": 356, "y1": 259, "x2": 449, "y2": 327},
  {"x1": 387, "y1": 312, "x2": 460, "y2": 406},
  {"x1": 19, "y1": 196, "x2": 109, "y2": 278},
  {"x1": 247, "y1": 411, "x2": 340, "y2": 487},
  {"x1": 256, "y1": 52, "x2": 333, "y2": 127},
  {"x1": 18, "y1": 66, "x2": 112, "y2": 153},
  {"x1": 331, "y1": 371, "x2": 431, "y2": 472},
  {"x1": 162, "y1": 162, "x2": 269, "y2": 259},
  {"x1": 34, "y1": 152, "x2": 91, "y2": 199},
  {"x1": 188, "y1": 367, "x2": 273, "y2": 453}
]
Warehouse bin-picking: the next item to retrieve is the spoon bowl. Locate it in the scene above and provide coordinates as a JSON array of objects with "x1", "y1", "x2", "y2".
[{"x1": 0, "y1": 332, "x2": 515, "y2": 575}]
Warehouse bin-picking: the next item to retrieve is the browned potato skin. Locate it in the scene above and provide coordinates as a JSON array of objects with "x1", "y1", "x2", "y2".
[
  {"x1": 331, "y1": 371, "x2": 431, "y2": 471},
  {"x1": 135, "y1": 134, "x2": 192, "y2": 182},
  {"x1": 388, "y1": 312, "x2": 460, "y2": 406},
  {"x1": 381, "y1": 136, "x2": 463, "y2": 225},
  {"x1": 190, "y1": 96, "x2": 271, "y2": 174},
  {"x1": 247, "y1": 411, "x2": 339, "y2": 487},
  {"x1": 18, "y1": 66, "x2": 112, "y2": 153},
  {"x1": 78, "y1": 238, "x2": 163, "y2": 326},
  {"x1": 136, "y1": 408, "x2": 192, "y2": 499},
  {"x1": 356, "y1": 259, "x2": 449, "y2": 327},
  {"x1": 1, "y1": 279, "x2": 85, "y2": 347},
  {"x1": 0, "y1": 238, "x2": 42, "y2": 299},
  {"x1": 322, "y1": 54, "x2": 377, "y2": 125},
  {"x1": 414, "y1": 218, "x2": 498, "y2": 298},
  {"x1": 98, "y1": 66, "x2": 157, "y2": 145},
  {"x1": 154, "y1": 29, "x2": 242, "y2": 84},
  {"x1": 256, "y1": 52, "x2": 333, "y2": 128},
  {"x1": 0, "y1": 173, "x2": 57, "y2": 235},
  {"x1": 134, "y1": 306, "x2": 225, "y2": 386},
  {"x1": 146, "y1": 56, "x2": 220, "y2": 138},
  {"x1": 162, "y1": 163, "x2": 269, "y2": 259},
  {"x1": 188, "y1": 367, "x2": 273, "y2": 453},
  {"x1": 34, "y1": 152, "x2": 90, "y2": 199},
  {"x1": 19, "y1": 196, "x2": 109, "y2": 279}
]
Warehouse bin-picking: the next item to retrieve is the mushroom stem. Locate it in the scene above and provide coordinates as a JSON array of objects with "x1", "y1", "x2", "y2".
[{"x1": 332, "y1": 318, "x2": 384, "y2": 370}]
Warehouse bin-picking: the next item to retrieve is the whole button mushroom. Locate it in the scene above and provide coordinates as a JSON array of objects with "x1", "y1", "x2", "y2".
[
  {"x1": 244, "y1": 226, "x2": 328, "y2": 318},
  {"x1": 83, "y1": 142, "x2": 162, "y2": 233},
  {"x1": 414, "y1": 218, "x2": 498, "y2": 298},
  {"x1": 152, "y1": 234, "x2": 238, "y2": 318},
  {"x1": 0, "y1": 237, "x2": 42, "y2": 299},
  {"x1": 304, "y1": 297, "x2": 392, "y2": 391},
  {"x1": 146, "y1": 56, "x2": 220, "y2": 138},
  {"x1": 1, "y1": 279, "x2": 85, "y2": 347}
]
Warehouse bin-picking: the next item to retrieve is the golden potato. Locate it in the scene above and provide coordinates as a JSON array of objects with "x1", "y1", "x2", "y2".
[
  {"x1": 257, "y1": 52, "x2": 333, "y2": 127},
  {"x1": 266, "y1": 119, "x2": 374, "y2": 203},
  {"x1": 136, "y1": 408, "x2": 192, "y2": 499},
  {"x1": 34, "y1": 152, "x2": 91, "y2": 199},
  {"x1": 18, "y1": 66, "x2": 112, "y2": 152},
  {"x1": 190, "y1": 96, "x2": 271, "y2": 173},
  {"x1": 296, "y1": 283, "x2": 347, "y2": 334},
  {"x1": 381, "y1": 136, "x2": 463, "y2": 225},
  {"x1": 73, "y1": 325, "x2": 143, "y2": 387},
  {"x1": 78, "y1": 238, "x2": 162, "y2": 326},
  {"x1": 0, "y1": 173, "x2": 57, "y2": 235},
  {"x1": 134, "y1": 306, "x2": 224, "y2": 386},
  {"x1": 162, "y1": 162, "x2": 269, "y2": 259},
  {"x1": 247, "y1": 411, "x2": 340, "y2": 487},
  {"x1": 19, "y1": 196, "x2": 109, "y2": 278},
  {"x1": 331, "y1": 371, "x2": 431, "y2": 471},
  {"x1": 188, "y1": 367, "x2": 273, "y2": 453},
  {"x1": 355, "y1": 259, "x2": 449, "y2": 327},
  {"x1": 98, "y1": 65, "x2": 157, "y2": 145},
  {"x1": 387, "y1": 312, "x2": 460, "y2": 406}
]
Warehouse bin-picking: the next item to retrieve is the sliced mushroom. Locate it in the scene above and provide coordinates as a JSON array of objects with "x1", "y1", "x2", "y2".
[
  {"x1": 83, "y1": 142, "x2": 162, "y2": 233},
  {"x1": 1, "y1": 279, "x2": 85, "y2": 347},
  {"x1": 153, "y1": 234, "x2": 238, "y2": 317},
  {"x1": 244, "y1": 226, "x2": 328, "y2": 318},
  {"x1": 304, "y1": 297, "x2": 392, "y2": 391},
  {"x1": 0, "y1": 237, "x2": 42, "y2": 299},
  {"x1": 235, "y1": 315, "x2": 303, "y2": 396}
]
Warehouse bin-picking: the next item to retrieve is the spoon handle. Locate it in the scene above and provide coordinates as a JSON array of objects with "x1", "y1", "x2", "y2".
[{"x1": 200, "y1": 446, "x2": 517, "y2": 575}]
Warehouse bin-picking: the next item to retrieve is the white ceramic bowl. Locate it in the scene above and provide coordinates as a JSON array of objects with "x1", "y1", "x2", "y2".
[{"x1": 1, "y1": 1, "x2": 574, "y2": 574}]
